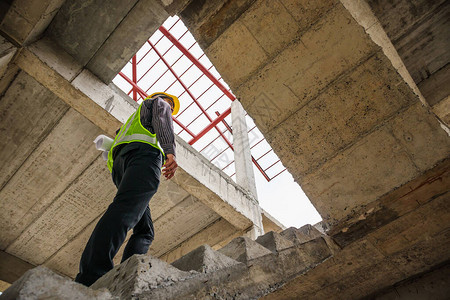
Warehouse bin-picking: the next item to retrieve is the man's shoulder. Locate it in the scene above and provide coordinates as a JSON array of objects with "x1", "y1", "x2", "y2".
[{"x1": 142, "y1": 98, "x2": 153, "y2": 109}]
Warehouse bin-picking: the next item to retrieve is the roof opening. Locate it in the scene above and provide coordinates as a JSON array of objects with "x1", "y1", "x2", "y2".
[{"x1": 113, "y1": 16, "x2": 321, "y2": 228}]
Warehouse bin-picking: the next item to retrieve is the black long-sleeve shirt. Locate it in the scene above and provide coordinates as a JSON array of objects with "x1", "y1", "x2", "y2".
[{"x1": 140, "y1": 97, "x2": 176, "y2": 157}]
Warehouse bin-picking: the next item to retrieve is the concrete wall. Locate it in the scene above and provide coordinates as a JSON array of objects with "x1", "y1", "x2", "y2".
[{"x1": 366, "y1": 0, "x2": 450, "y2": 126}]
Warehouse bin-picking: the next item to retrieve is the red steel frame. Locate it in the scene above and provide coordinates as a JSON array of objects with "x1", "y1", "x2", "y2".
[{"x1": 117, "y1": 17, "x2": 286, "y2": 181}]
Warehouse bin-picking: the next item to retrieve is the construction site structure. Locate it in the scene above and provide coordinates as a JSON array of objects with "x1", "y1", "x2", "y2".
[{"x1": 0, "y1": 0, "x2": 449, "y2": 299}]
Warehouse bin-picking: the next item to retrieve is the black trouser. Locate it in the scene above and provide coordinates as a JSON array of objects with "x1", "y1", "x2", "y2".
[{"x1": 75, "y1": 143, "x2": 162, "y2": 286}]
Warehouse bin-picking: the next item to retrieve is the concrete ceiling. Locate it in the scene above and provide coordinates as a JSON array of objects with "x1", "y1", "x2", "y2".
[{"x1": 0, "y1": 0, "x2": 449, "y2": 297}]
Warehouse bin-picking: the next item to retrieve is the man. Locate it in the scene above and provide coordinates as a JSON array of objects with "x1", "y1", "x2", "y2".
[{"x1": 75, "y1": 92, "x2": 180, "y2": 287}]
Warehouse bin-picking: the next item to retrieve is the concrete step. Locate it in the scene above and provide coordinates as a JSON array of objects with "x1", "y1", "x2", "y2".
[
  {"x1": 281, "y1": 224, "x2": 341, "y2": 255},
  {"x1": 2, "y1": 226, "x2": 335, "y2": 300},
  {"x1": 171, "y1": 244, "x2": 242, "y2": 273},
  {"x1": 255, "y1": 231, "x2": 294, "y2": 253},
  {"x1": 280, "y1": 224, "x2": 324, "y2": 245},
  {"x1": 0, "y1": 266, "x2": 112, "y2": 300},
  {"x1": 133, "y1": 235, "x2": 333, "y2": 299},
  {"x1": 90, "y1": 254, "x2": 191, "y2": 299},
  {"x1": 218, "y1": 236, "x2": 272, "y2": 263}
]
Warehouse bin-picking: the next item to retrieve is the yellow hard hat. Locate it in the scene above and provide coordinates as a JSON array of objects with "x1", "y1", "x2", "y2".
[{"x1": 147, "y1": 92, "x2": 180, "y2": 115}]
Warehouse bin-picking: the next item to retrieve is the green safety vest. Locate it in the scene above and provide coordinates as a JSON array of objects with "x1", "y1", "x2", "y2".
[{"x1": 107, "y1": 102, "x2": 164, "y2": 172}]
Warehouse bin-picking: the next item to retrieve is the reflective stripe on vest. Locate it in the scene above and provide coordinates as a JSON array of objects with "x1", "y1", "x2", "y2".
[
  {"x1": 107, "y1": 103, "x2": 163, "y2": 172},
  {"x1": 116, "y1": 133, "x2": 157, "y2": 144}
]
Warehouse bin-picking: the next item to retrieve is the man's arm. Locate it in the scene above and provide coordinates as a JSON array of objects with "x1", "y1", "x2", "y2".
[{"x1": 152, "y1": 97, "x2": 177, "y2": 179}]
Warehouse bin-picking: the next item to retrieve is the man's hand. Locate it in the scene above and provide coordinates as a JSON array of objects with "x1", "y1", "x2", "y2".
[{"x1": 162, "y1": 154, "x2": 177, "y2": 180}]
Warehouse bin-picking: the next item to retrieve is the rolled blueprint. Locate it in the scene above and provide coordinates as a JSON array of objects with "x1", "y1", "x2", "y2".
[
  {"x1": 94, "y1": 135, "x2": 114, "y2": 151},
  {"x1": 102, "y1": 151, "x2": 109, "y2": 161}
]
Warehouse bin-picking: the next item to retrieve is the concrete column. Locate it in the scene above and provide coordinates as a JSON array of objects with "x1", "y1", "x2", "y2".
[
  {"x1": 231, "y1": 100, "x2": 258, "y2": 201},
  {"x1": 232, "y1": 100, "x2": 263, "y2": 239}
]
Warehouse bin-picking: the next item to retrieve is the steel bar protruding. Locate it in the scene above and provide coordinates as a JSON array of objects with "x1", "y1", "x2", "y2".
[{"x1": 189, "y1": 108, "x2": 232, "y2": 145}]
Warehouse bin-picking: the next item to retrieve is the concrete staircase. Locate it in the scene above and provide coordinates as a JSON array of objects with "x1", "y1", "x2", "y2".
[{"x1": 0, "y1": 225, "x2": 337, "y2": 299}]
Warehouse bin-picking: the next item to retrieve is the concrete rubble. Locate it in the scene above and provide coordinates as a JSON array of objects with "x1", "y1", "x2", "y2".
[
  {"x1": 171, "y1": 244, "x2": 241, "y2": 273},
  {"x1": 1, "y1": 225, "x2": 335, "y2": 299},
  {"x1": 0, "y1": 266, "x2": 112, "y2": 300},
  {"x1": 255, "y1": 231, "x2": 294, "y2": 253},
  {"x1": 90, "y1": 255, "x2": 191, "y2": 299},
  {"x1": 217, "y1": 236, "x2": 272, "y2": 264},
  {"x1": 3, "y1": 220, "x2": 449, "y2": 299}
]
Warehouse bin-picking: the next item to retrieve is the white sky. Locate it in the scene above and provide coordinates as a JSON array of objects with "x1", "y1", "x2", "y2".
[{"x1": 113, "y1": 16, "x2": 322, "y2": 229}]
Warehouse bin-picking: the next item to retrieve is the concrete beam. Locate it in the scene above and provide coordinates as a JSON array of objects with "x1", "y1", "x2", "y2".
[
  {"x1": 0, "y1": 2, "x2": 11, "y2": 22},
  {"x1": 179, "y1": 0, "x2": 256, "y2": 49},
  {"x1": 86, "y1": 0, "x2": 168, "y2": 83},
  {"x1": 149, "y1": 195, "x2": 220, "y2": 257},
  {"x1": 433, "y1": 96, "x2": 450, "y2": 128},
  {"x1": 45, "y1": 0, "x2": 169, "y2": 83},
  {"x1": 5, "y1": 156, "x2": 116, "y2": 265},
  {"x1": 159, "y1": 218, "x2": 241, "y2": 263},
  {"x1": 44, "y1": 215, "x2": 101, "y2": 279},
  {"x1": 363, "y1": 0, "x2": 450, "y2": 129},
  {"x1": 329, "y1": 158, "x2": 450, "y2": 246},
  {"x1": 174, "y1": 137, "x2": 263, "y2": 231},
  {"x1": 0, "y1": 71, "x2": 69, "y2": 193},
  {"x1": 46, "y1": 0, "x2": 138, "y2": 66},
  {"x1": 0, "y1": 280, "x2": 10, "y2": 293},
  {"x1": 27, "y1": 37, "x2": 83, "y2": 82},
  {"x1": 150, "y1": 179, "x2": 190, "y2": 221},
  {"x1": 261, "y1": 209, "x2": 286, "y2": 233},
  {"x1": 13, "y1": 47, "x2": 121, "y2": 137},
  {"x1": 300, "y1": 102, "x2": 450, "y2": 225},
  {"x1": 366, "y1": 0, "x2": 446, "y2": 43},
  {"x1": 0, "y1": 62, "x2": 19, "y2": 97},
  {"x1": 372, "y1": 264, "x2": 450, "y2": 299},
  {"x1": 341, "y1": 0, "x2": 428, "y2": 107},
  {"x1": 264, "y1": 51, "x2": 416, "y2": 177},
  {"x1": 418, "y1": 64, "x2": 450, "y2": 107},
  {"x1": 0, "y1": 251, "x2": 34, "y2": 284},
  {"x1": 0, "y1": 0, "x2": 65, "y2": 45},
  {"x1": 0, "y1": 107, "x2": 103, "y2": 250},
  {"x1": 268, "y1": 193, "x2": 450, "y2": 299},
  {"x1": 160, "y1": 0, "x2": 192, "y2": 16},
  {"x1": 385, "y1": 2, "x2": 449, "y2": 86},
  {"x1": 195, "y1": 0, "x2": 449, "y2": 233}
]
